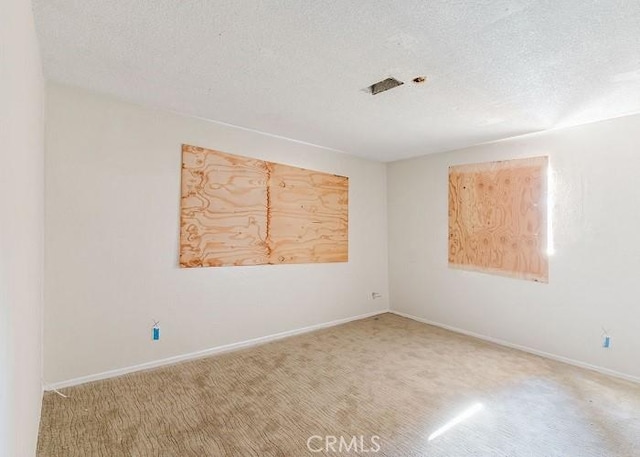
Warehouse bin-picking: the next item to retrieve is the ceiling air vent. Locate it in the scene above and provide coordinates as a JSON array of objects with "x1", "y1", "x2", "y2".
[{"x1": 369, "y1": 77, "x2": 404, "y2": 95}]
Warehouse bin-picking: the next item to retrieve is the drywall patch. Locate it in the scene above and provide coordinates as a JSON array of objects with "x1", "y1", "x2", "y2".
[
  {"x1": 180, "y1": 144, "x2": 348, "y2": 267},
  {"x1": 448, "y1": 156, "x2": 548, "y2": 282}
]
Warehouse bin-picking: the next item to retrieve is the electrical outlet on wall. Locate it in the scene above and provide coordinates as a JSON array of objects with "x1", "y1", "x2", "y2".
[{"x1": 371, "y1": 292, "x2": 382, "y2": 300}]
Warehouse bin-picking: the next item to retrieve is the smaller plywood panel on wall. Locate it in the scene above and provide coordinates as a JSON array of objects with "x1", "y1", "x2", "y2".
[
  {"x1": 448, "y1": 156, "x2": 548, "y2": 282},
  {"x1": 180, "y1": 144, "x2": 348, "y2": 268},
  {"x1": 269, "y1": 163, "x2": 348, "y2": 265}
]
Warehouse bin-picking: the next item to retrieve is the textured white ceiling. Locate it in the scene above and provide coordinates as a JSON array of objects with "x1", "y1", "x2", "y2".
[{"x1": 33, "y1": 0, "x2": 640, "y2": 161}]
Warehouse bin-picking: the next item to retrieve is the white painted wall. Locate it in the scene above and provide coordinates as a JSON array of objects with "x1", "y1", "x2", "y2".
[
  {"x1": 44, "y1": 83, "x2": 389, "y2": 384},
  {"x1": 0, "y1": 0, "x2": 45, "y2": 455},
  {"x1": 388, "y1": 113, "x2": 640, "y2": 380}
]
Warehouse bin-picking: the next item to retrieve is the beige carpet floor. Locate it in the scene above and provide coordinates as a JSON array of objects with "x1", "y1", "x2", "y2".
[{"x1": 38, "y1": 313, "x2": 640, "y2": 456}]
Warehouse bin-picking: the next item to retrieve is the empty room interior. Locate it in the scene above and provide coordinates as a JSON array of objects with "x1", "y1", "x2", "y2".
[{"x1": 3, "y1": 0, "x2": 640, "y2": 456}]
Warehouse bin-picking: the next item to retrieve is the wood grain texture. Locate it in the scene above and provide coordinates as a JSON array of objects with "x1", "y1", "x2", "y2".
[
  {"x1": 448, "y1": 156, "x2": 548, "y2": 282},
  {"x1": 269, "y1": 163, "x2": 348, "y2": 264},
  {"x1": 180, "y1": 145, "x2": 269, "y2": 267},
  {"x1": 180, "y1": 144, "x2": 348, "y2": 267}
]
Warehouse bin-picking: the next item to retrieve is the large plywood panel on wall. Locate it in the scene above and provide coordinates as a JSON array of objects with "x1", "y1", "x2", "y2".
[
  {"x1": 448, "y1": 156, "x2": 548, "y2": 282},
  {"x1": 180, "y1": 146, "x2": 269, "y2": 267},
  {"x1": 180, "y1": 144, "x2": 348, "y2": 267}
]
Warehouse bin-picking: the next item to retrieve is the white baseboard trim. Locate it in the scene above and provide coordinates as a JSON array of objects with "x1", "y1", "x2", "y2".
[
  {"x1": 45, "y1": 309, "x2": 389, "y2": 391},
  {"x1": 390, "y1": 310, "x2": 640, "y2": 385}
]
